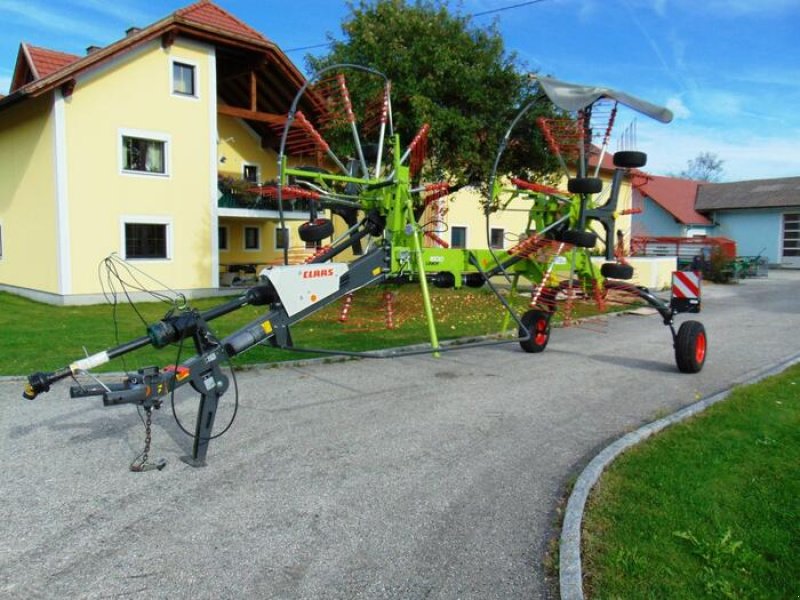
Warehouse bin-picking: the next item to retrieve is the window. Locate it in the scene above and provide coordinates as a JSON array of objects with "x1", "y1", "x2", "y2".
[
  {"x1": 275, "y1": 227, "x2": 289, "y2": 250},
  {"x1": 783, "y1": 214, "x2": 800, "y2": 257},
  {"x1": 244, "y1": 226, "x2": 260, "y2": 251},
  {"x1": 490, "y1": 228, "x2": 505, "y2": 249},
  {"x1": 125, "y1": 223, "x2": 168, "y2": 259},
  {"x1": 172, "y1": 61, "x2": 196, "y2": 96},
  {"x1": 451, "y1": 226, "x2": 467, "y2": 249},
  {"x1": 218, "y1": 226, "x2": 229, "y2": 251},
  {"x1": 121, "y1": 134, "x2": 167, "y2": 175},
  {"x1": 243, "y1": 164, "x2": 259, "y2": 183}
]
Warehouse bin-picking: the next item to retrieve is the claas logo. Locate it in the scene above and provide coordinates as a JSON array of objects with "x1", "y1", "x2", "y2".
[{"x1": 302, "y1": 268, "x2": 335, "y2": 279}]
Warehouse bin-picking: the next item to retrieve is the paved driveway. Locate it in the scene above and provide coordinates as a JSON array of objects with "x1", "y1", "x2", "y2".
[{"x1": 2, "y1": 271, "x2": 799, "y2": 599}]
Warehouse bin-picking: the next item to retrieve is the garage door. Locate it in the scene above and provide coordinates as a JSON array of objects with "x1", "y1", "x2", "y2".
[{"x1": 783, "y1": 213, "x2": 800, "y2": 267}]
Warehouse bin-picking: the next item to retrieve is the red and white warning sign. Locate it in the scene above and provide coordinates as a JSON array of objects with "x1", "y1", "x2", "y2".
[
  {"x1": 672, "y1": 271, "x2": 701, "y2": 298},
  {"x1": 671, "y1": 271, "x2": 702, "y2": 312}
]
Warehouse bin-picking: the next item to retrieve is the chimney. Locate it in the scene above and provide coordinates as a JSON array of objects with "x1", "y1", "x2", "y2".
[
  {"x1": 86, "y1": 45, "x2": 101, "y2": 55},
  {"x1": 125, "y1": 26, "x2": 141, "y2": 37}
]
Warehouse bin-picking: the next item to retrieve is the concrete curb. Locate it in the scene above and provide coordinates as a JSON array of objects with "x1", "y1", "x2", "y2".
[{"x1": 559, "y1": 350, "x2": 800, "y2": 600}]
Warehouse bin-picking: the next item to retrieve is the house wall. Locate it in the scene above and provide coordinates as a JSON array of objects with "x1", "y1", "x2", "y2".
[
  {"x1": 444, "y1": 172, "x2": 634, "y2": 253},
  {"x1": 61, "y1": 37, "x2": 217, "y2": 298},
  {"x1": 0, "y1": 94, "x2": 60, "y2": 294},
  {"x1": 634, "y1": 196, "x2": 683, "y2": 237},
  {"x1": 217, "y1": 115, "x2": 279, "y2": 184},
  {"x1": 714, "y1": 208, "x2": 782, "y2": 264}
]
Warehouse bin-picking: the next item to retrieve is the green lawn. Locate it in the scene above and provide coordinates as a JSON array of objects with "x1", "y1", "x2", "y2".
[
  {"x1": 1, "y1": 285, "x2": 609, "y2": 376},
  {"x1": 582, "y1": 363, "x2": 800, "y2": 599}
]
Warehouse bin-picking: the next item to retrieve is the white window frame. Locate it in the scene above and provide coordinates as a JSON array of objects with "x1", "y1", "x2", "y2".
[
  {"x1": 119, "y1": 128, "x2": 171, "y2": 178},
  {"x1": 170, "y1": 58, "x2": 199, "y2": 100},
  {"x1": 274, "y1": 226, "x2": 289, "y2": 250},
  {"x1": 490, "y1": 227, "x2": 505, "y2": 249},
  {"x1": 218, "y1": 225, "x2": 229, "y2": 252},
  {"x1": 450, "y1": 225, "x2": 468, "y2": 249},
  {"x1": 243, "y1": 225, "x2": 261, "y2": 252},
  {"x1": 120, "y1": 216, "x2": 173, "y2": 261},
  {"x1": 242, "y1": 163, "x2": 260, "y2": 184}
]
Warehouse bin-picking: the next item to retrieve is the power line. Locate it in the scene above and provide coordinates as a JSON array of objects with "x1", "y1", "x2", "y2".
[
  {"x1": 472, "y1": 0, "x2": 553, "y2": 18},
  {"x1": 285, "y1": 41, "x2": 333, "y2": 53},
  {"x1": 284, "y1": 0, "x2": 553, "y2": 53}
]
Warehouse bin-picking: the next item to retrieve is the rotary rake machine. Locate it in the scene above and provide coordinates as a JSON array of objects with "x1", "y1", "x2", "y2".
[{"x1": 22, "y1": 66, "x2": 707, "y2": 469}]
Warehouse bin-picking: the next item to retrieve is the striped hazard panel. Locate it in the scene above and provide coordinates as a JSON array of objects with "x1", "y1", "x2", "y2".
[{"x1": 670, "y1": 271, "x2": 701, "y2": 313}]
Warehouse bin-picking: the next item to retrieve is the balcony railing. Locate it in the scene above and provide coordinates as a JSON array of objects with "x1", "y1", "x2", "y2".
[
  {"x1": 218, "y1": 176, "x2": 314, "y2": 214},
  {"x1": 218, "y1": 191, "x2": 313, "y2": 214}
]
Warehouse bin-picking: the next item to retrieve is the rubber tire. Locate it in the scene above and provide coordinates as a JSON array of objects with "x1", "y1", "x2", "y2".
[
  {"x1": 601, "y1": 262, "x2": 634, "y2": 280},
  {"x1": 298, "y1": 218, "x2": 333, "y2": 242},
  {"x1": 519, "y1": 310, "x2": 551, "y2": 353},
  {"x1": 613, "y1": 150, "x2": 647, "y2": 169},
  {"x1": 559, "y1": 229, "x2": 597, "y2": 248},
  {"x1": 674, "y1": 320, "x2": 707, "y2": 373},
  {"x1": 567, "y1": 177, "x2": 603, "y2": 195}
]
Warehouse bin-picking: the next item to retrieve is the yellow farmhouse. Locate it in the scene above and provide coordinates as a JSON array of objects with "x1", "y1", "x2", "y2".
[{"x1": 0, "y1": 0, "x2": 330, "y2": 305}]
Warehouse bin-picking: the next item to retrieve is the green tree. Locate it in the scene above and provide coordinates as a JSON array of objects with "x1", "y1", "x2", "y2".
[{"x1": 307, "y1": 0, "x2": 558, "y2": 186}]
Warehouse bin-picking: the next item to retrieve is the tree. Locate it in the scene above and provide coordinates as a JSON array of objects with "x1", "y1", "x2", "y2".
[
  {"x1": 306, "y1": 0, "x2": 559, "y2": 186},
  {"x1": 679, "y1": 152, "x2": 724, "y2": 182}
]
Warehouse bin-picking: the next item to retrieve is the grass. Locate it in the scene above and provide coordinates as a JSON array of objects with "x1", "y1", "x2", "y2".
[
  {"x1": 0, "y1": 285, "x2": 626, "y2": 376},
  {"x1": 582, "y1": 364, "x2": 800, "y2": 599}
]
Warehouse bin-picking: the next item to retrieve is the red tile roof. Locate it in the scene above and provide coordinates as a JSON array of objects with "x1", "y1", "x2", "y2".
[
  {"x1": 25, "y1": 44, "x2": 81, "y2": 79},
  {"x1": 176, "y1": 0, "x2": 268, "y2": 42},
  {"x1": 637, "y1": 174, "x2": 712, "y2": 225}
]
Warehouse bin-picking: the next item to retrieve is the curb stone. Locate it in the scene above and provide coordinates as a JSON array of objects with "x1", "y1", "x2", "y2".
[{"x1": 558, "y1": 350, "x2": 800, "y2": 600}]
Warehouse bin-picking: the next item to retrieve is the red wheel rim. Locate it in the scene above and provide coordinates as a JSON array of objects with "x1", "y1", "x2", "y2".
[
  {"x1": 695, "y1": 332, "x2": 706, "y2": 364},
  {"x1": 535, "y1": 318, "x2": 548, "y2": 345}
]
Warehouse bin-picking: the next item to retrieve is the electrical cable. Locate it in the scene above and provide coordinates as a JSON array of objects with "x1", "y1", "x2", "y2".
[{"x1": 167, "y1": 319, "x2": 240, "y2": 443}]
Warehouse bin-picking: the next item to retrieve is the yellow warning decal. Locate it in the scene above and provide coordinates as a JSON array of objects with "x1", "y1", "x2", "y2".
[
  {"x1": 372, "y1": 267, "x2": 381, "y2": 276},
  {"x1": 261, "y1": 321, "x2": 273, "y2": 335}
]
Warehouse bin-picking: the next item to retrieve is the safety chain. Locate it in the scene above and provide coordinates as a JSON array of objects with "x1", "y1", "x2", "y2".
[{"x1": 130, "y1": 407, "x2": 166, "y2": 472}]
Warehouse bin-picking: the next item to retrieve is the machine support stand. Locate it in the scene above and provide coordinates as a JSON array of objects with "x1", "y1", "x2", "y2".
[{"x1": 181, "y1": 390, "x2": 220, "y2": 467}]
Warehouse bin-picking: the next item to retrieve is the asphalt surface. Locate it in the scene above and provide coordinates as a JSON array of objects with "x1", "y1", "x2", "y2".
[{"x1": 2, "y1": 271, "x2": 799, "y2": 599}]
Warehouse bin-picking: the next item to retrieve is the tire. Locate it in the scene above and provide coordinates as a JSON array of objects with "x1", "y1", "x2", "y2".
[
  {"x1": 463, "y1": 272, "x2": 485, "y2": 288},
  {"x1": 674, "y1": 320, "x2": 707, "y2": 373},
  {"x1": 559, "y1": 229, "x2": 597, "y2": 248},
  {"x1": 519, "y1": 310, "x2": 551, "y2": 353},
  {"x1": 298, "y1": 218, "x2": 333, "y2": 242},
  {"x1": 613, "y1": 150, "x2": 647, "y2": 169},
  {"x1": 601, "y1": 262, "x2": 634, "y2": 280},
  {"x1": 567, "y1": 177, "x2": 603, "y2": 194}
]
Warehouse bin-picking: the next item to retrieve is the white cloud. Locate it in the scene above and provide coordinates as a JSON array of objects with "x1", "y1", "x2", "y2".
[
  {"x1": 666, "y1": 97, "x2": 691, "y2": 119},
  {"x1": 0, "y1": 0, "x2": 117, "y2": 45},
  {"x1": 636, "y1": 120, "x2": 800, "y2": 181}
]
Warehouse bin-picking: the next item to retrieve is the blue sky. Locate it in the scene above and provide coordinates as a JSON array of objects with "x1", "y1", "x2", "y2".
[{"x1": 1, "y1": 0, "x2": 798, "y2": 181}]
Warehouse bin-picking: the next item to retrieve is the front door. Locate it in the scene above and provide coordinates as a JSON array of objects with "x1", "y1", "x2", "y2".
[{"x1": 782, "y1": 213, "x2": 800, "y2": 268}]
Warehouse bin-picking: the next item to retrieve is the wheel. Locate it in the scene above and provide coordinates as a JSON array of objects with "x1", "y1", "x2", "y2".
[
  {"x1": 674, "y1": 320, "x2": 707, "y2": 373},
  {"x1": 463, "y1": 272, "x2": 485, "y2": 288},
  {"x1": 298, "y1": 218, "x2": 334, "y2": 242},
  {"x1": 567, "y1": 177, "x2": 603, "y2": 194},
  {"x1": 559, "y1": 229, "x2": 597, "y2": 248},
  {"x1": 519, "y1": 309, "x2": 551, "y2": 353},
  {"x1": 600, "y1": 262, "x2": 634, "y2": 280},
  {"x1": 613, "y1": 150, "x2": 647, "y2": 169}
]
